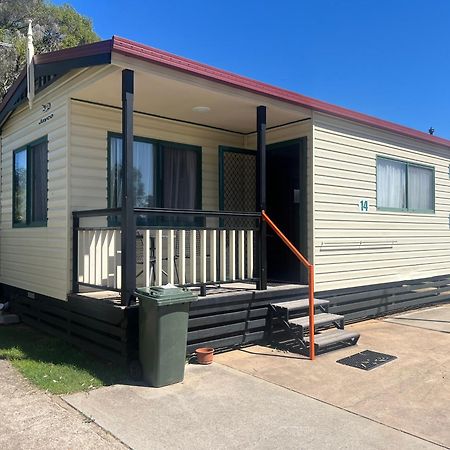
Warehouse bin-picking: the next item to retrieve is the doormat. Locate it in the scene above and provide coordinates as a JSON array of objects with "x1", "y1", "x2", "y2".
[{"x1": 337, "y1": 350, "x2": 397, "y2": 371}]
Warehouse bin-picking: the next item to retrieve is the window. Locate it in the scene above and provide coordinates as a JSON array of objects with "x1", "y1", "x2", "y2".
[
  {"x1": 376, "y1": 157, "x2": 434, "y2": 213},
  {"x1": 108, "y1": 133, "x2": 201, "y2": 211},
  {"x1": 13, "y1": 137, "x2": 48, "y2": 226},
  {"x1": 109, "y1": 136, "x2": 157, "y2": 208}
]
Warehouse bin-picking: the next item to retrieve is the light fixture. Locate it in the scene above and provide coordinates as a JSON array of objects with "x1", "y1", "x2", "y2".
[{"x1": 192, "y1": 106, "x2": 210, "y2": 113}]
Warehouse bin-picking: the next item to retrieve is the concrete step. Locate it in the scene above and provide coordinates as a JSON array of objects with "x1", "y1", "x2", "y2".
[
  {"x1": 271, "y1": 298, "x2": 329, "y2": 312},
  {"x1": 288, "y1": 313, "x2": 344, "y2": 329},
  {"x1": 305, "y1": 329, "x2": 360, "y2": 349}
]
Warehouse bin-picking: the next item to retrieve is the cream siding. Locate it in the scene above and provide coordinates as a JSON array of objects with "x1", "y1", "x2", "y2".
[
  {"x1": 0, "y1": 67, "x2": 116, "y2": 301},
  {"x1": 312, "y1": 112, "x2": 450, "y2": 291},
  {"x1": 5, "y1": 60, "x2": 449, "y2": 301},
  {"x1": 0, "y1": 97, "x2": 68, "y2": 300},
  {"x1": 70, "y1": 99, "x2": 245, "y2": 213}
]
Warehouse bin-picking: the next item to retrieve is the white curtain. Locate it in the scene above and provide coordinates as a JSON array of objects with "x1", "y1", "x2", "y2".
[
  {"x1": 377, "y1": 158, "x2": 406, "y2": 209},
  {"x1": 408, "y1": 165, "x2": 433, "y2": 211}
]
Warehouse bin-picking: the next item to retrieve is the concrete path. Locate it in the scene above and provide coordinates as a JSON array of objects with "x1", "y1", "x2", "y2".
[
  {"x1": 64, "y1": 362, "x2": 442, "y2": 450},
  {"x1": 0, "y1": 360, "x2": 125, "y2": 450},
  {"x1": 216, "y1": 306, "x2": 450, "y2": 449},
  {"x1": 385, "y1": 304, "x2": 450, "y2": 333}
]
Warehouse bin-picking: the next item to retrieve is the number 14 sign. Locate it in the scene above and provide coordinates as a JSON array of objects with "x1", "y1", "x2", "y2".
[{"x1": 359, "y1": 199, "x2": 369, "y2": 212}]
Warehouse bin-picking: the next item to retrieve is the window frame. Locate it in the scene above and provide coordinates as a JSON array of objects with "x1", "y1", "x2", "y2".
[
  {"x1": 107, "y1": 131, "x2": 202, "y2": 210},
  {"x1": 376, "y1": 155, "x2": 435, "y2": 214},
  {"x1": 12, "y1": 136, "x2": 48, "y2": 228}
]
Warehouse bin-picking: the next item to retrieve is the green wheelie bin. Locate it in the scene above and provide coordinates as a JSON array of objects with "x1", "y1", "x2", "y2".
[{"x1": 137, "y1": 286, "x2": 197, "y2": 387}]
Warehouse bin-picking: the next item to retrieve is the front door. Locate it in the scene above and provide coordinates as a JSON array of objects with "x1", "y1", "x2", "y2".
[
  {"x1": 219, "y1": 139, "x2": 308, "y2": 284},
  {"x1": 266, "y1": 138, "x2": 308, "y2": 284}
]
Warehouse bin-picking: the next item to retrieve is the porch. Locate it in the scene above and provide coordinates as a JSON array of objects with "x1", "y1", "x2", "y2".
[
  {"x1": 70, "y1": 205, "x2": 311, "y2": 355},
  {"x1": 61, "y1": 50, "x2": 325, "y2": 361},
  {"x1": 69, "y1": 63, "x2": 314, "y2": 307}
]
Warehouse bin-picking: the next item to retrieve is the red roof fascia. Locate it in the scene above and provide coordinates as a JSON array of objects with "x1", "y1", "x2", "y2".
[
  {"x1": 112, "y1": 35, "x2": 450, "y2": 148},
  {"x1": 1, "y1": 36, "x2": 448, "y2": 148}
]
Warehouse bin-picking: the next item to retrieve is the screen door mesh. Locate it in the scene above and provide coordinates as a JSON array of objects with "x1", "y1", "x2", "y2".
[{"x1": 222, "y1": 150, "x2": 256, "y2": 228}]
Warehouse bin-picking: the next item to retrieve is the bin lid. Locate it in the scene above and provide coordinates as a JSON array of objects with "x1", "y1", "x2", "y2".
[{"x1": 136, "y1": 285, "x2": 198, "y2": 306}]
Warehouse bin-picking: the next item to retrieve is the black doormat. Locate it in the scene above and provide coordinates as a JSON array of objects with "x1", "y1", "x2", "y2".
[{"x1": 337, "y1": 350, "x2": 397, "y2": 371}]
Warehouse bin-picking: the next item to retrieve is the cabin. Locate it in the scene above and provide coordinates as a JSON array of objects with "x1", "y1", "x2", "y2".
[{"x1": 1, "y1": 34, "x2": 449, "y2": 362}]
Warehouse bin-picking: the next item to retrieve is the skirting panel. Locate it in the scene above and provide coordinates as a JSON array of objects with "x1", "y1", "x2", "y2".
[
  {"x1": 317, "y1": 274, "x2": 450, "y2": 322},
  {"x1": 2, "y1": 284, "x2": 138, "y2": 364},
  {"x1": 186, "y1": 275, "x2": 450, "y2": 353},
  {"x1": 3, "y1": 274, "x2": 449, "y2": 361}
]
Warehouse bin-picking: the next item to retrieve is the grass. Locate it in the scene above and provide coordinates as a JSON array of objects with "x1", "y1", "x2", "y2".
[{"x1": 0, "y1": 324, "x2": 127, "y2": 395}]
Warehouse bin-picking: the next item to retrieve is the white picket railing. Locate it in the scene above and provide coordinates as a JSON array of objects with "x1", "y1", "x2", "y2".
[
  {"x1": 77, "y1": 229, "x2": 122, "y2": 289},
  {"x1": 77, "y1": 228, "x2": 255, "y2": 290}
]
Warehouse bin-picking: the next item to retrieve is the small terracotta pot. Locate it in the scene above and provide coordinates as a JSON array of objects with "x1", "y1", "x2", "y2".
[{"x1": 195, "y1": 347, "x2": 214, "y2": 365}]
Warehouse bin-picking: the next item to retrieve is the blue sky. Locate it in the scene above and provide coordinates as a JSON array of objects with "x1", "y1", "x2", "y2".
[{"x1": 54, "y1": 0, "x2": 450, "y2": 138}]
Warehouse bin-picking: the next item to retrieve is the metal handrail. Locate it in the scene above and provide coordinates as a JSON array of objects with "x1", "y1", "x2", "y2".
[
  {"x1": 72, "y1": 207, "x2": 121, "y2": 218},
  {"x1": 73, "y1": 207, "x2": 261, "y2": 219},
  {"x1": 134, "y1": 207, "x2": 261, "y2": 218},
  {"x1": 261, "y1": 210, "x2": 315, "y2": 360}
]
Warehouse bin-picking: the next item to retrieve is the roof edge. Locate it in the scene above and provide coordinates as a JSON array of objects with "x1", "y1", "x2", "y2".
[
  {"x1": 35, "y1": 39, "x2": 112, "y2": 65},
  {"x1": 1, "y1": 35, "x2": 448, "y2": 148},
  {"x1": 0, "y1": 39, "x2": 113, "y2": 128},
  {"x1": 111, "y1": 35, "x2": 450, "y2": 148}
]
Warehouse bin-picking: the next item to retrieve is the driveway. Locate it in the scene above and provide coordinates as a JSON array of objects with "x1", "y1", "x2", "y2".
[{"x1": 63, "y1": 304, "x2": 450, "y2": 450}]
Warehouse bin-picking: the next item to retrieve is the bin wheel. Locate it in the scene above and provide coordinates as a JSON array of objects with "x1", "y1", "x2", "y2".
[{"x1": 128, "y1": 359, "x2": 142, "y2": 380}]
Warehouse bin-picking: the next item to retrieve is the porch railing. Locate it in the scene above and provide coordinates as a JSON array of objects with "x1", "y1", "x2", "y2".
[{"x1": 72, "y1": 208, "x2": 262, "y2": 295}]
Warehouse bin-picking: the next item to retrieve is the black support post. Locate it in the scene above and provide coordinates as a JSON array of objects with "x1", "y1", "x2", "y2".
[
  {"x1": 256, "y1": 105, "x2": 267, "y2": 290},
  {"x1": 121, "y1": 69, "x2": 136, "y2": 306},
  {"x1": 72, "y1": 215, "x2": 79, "y2": 294}
]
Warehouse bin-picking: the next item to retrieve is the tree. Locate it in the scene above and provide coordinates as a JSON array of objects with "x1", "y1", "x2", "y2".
[{"x1": 0, "y1": 0, "x2": 99, "y2": 99}]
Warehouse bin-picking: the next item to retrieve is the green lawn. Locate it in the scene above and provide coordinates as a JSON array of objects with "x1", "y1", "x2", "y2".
[{"x1": 0, "y1": 324, "x2": 127, "y2": 394}]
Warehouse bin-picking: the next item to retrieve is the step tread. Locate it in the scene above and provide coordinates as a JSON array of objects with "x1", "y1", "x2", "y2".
[
  {"x1": 289, "y1": 313, "x2": 344, "y2": 328},
  {"x1": 305, "y1": 329, "x2": 360, "y2": 348},
  {"x1": 272, "y1": 298, "x2": 329, "y2": 310}
]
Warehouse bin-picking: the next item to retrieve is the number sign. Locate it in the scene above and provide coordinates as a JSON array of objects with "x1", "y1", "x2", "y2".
[{"x1": 359, "y1": 199, "x2": 369, "y2": 212}]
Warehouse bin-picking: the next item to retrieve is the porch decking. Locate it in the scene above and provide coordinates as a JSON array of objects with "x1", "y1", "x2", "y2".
[
  {"x1": 71, "y1": 282, "x2": 307, "y2": 305},
  {"x1": 68, "y1": 282, "x2": 309, "y2": 356}
]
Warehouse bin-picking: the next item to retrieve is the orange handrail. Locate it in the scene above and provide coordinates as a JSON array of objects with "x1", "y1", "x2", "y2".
[{"x1": 261, "y1": 210, "x2": 315, "y2": 360}]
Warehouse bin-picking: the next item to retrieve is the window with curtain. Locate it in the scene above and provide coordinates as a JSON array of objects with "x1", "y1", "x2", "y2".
[
  {"x1": 162, "y1": 143, "x2": 199, "y2": 209},
  {"x1": 108, "y1": 134, "x2": 201, "y2": 212},
  {"x1": 13, "y1": 138, "x2": 48, "y2": 226},
  {"x1": 376, "y1": 157, "x2": 434, "y2": 212},
  {"x1": 109, "y1": 136, "x2": 156, "y2": 208}
]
